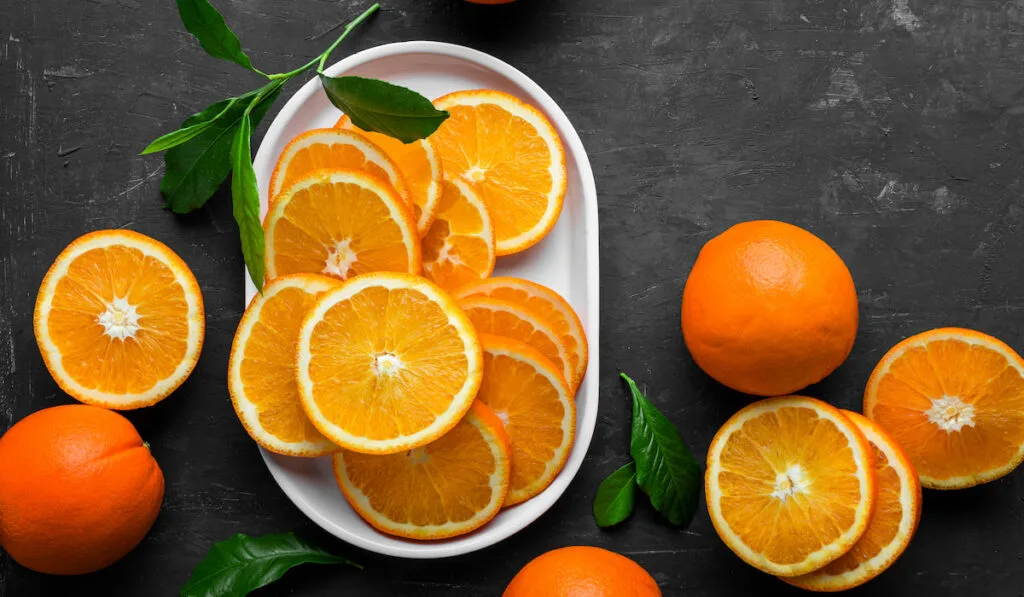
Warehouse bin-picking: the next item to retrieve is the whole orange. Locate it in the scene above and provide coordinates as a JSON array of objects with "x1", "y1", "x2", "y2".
[
  {"x1": 0, "y1": 405, "x2": 164, "y2": 575},
  {"x1": 681, "y1": 220, "x2": 858, "y2": 396},
  {"x1": 503, "y1": 546, "x2": 661, "y2": 597}
]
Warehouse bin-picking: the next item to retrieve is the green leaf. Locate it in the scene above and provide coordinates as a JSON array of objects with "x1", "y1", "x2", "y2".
[
  {"x1": 176, "y1": 0, "x2": 259, "y2": 73},
  {"x1": 141, "y1": 98, "x2": 240, "y2": 155},
  {"x1": 180, "y1": 532, "x2": 360, "y2": 597},
  {"x1": 593, "y1": 461, "x2": 637, "y2": 528},
  {"x1": 160, "y1": 83, "x2": 281, "y2": 214},
  {"x1": 318, "y1": 75, "x2": 449, "y2": 143},
  {"x1": 621, "y1": 372, "x2": 701, "y2": 527},
  {"x1": 229, "y1": 110, "x2": 264, "y2": 290}
]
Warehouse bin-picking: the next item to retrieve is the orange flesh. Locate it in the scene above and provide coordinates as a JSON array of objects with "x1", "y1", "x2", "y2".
[
  {"x1": 46, "y1": 245, "x2": 189, "y2": 395},
  {"x1": 421, "y1": 180, "x2": 493, "y2": 292}
]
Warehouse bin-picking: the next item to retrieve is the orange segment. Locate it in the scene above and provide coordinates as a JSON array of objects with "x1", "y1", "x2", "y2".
[
  {"x1": 334, "y1": 401, "x2": 511, "y2": 540},
  {"x1": 33, "y1": 230, "x2": 205, "y2": 409},
  {"x1": 477, "y1": 335, "x2": 574, "y2": 506},
  {"x1": 864, "y1": 327, "x2": 1024, "y2": 489},
  {"x1": 454, "y1": 277, "x2": 587, "y2": 392},
  {"x1": 269, "y1": 128, "x2": 410, "y2": 205},
  {"x1": 786, "y1": 411, "x2": 921, "y2": 591},
  {"x1": 421, "y1": 179, "x2": 495, "y2": 293},
  {"x1": 432, "y1": 90, "x2": 567, "y2": 255},
  {"x1": 228, "y1": 274, "x2": 340, "y2": 457},
  {"x1": 264, "y1": 169, "x2": 421, "y2": 283},
  {"x1": 296, "y1": 272, "x2": 483, "y2": 454},
  {"x1": 458, "y1": 296, "x2": 572, "y2": 389},
  {"x1": 335, "y1": 115, "x2": 443, "y2": 234},
  {"x1": 705, "y1": 396, "x2": 876, "y2": 577}
]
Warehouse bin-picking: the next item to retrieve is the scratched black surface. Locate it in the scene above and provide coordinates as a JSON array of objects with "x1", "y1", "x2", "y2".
[{"x1": 2, "y1": 0, "x2": 1024, "y2": 595}]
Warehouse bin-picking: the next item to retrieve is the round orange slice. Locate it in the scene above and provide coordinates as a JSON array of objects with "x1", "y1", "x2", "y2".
[
  {"x1": 785, "y1": 410, "x2": 921, "y2": 591},
  {"x1": 454, "y1": 277, "x2": 587, "y2": 393},
  {"x1": 297, "y1": 272, "x2": 482, "y2": 454},
  {"x1": 334, "y1": 400, "x2": 510, "y2": 540},
  {"x1": 268, "y1": 128, "x2": 410, "y2": 205},
  {"x1": 335, "y1": 115, "x2": 443, "y2": 234},
  {"x1": 264, "y1": 169, "x2": 421, "y2": 283},
  {"x1": 706, "y1": 396, "x2": 876, "y2": 577},
  {"x1": 432, "y1": 90, "x2": 567, "y2": 255},
  {"x1": 457, "y1": 296, "x2": 572, "y2": 389},
  {"x1": 33, "y1": 230, "x2": 205, "y2": 409},
  {"x1": 228, "y1": 274, "x2": 339, "y2": 457},
  {"x1": 421, "y1": 178, "x2": 495, "y2": 293},
  {"x1": 477, "y1": 335, "x2": 575, "y2": 506},
  {"x1": 864, "y1": 327, "x2": 1024, "y2": 489}
]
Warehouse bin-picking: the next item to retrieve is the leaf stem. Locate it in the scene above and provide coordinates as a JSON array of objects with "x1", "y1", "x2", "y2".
[{"x1": 266, "y1": 4, "x2": 381, "y2": 82}]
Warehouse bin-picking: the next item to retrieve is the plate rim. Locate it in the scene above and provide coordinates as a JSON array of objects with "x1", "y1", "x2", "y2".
[{"x1": 251, "y1": 40, "x2": 600, "y2": 559}]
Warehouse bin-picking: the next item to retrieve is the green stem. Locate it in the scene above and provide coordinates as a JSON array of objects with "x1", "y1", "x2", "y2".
[{"x1": 266, "y1": 3, "x2": 381, "y2": 81}]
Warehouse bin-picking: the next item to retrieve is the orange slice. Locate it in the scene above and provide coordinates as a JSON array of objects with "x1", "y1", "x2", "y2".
[
  {"x1": 863, "y1": 327, "x2": 1024, "y2": 489},
  {"x1": 458, "y1": 296, "x2": 572, "y2": 389},
  {"x1": 334, "y1": 401, "x2": 511, "y2": 540},
  {"x1": 335, "y1": 115, "x2": 443, "y2": 234},
  {"x1": 477, "y1": 335, "x2": 574, "y2": 506},
  {"x1": 268, "y1": 128, "x2": 410, "y2": 205},
  {"x1": 785, "y1": 410, "x2": 921, "y2": 591},
  {"x1": 296, "y1": 272, "x2": 482, "y2": 454},
  {"x1": 454, "y1": 277, "x2": 587, "y2": 392},
  {"x1": 421, "y1": 178, "x2": 495, "y2": 293},
  {"x1": 33, "y1": 230, "x2": 205, "y2": 409},
  {"x1": 264, "y1": 169, "x2": 421, "y2": 283},
  {"x1": 432, "y1": 90, "x2": 567, "y2": 255},
  {"x1": 706, "y1": 396, "x2": 876, "y2": 577},
  {"x1": 228, "y1": 274, "x2": 339, "y2": 457}
]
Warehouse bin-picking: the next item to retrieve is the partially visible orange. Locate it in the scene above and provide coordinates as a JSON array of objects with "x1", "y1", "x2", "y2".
[
  {"x1": 864, "y1": 327, "x2": 1024, "y2": 489},
  {"x1": 0, "y1": 405, "x2": 164, "y2": 575},
  {"x1": 33, "y1": 230, "x2": 205, "y2": 409},
  {"x1": 681, "y1": 220, "x2": 858, "y2": 396},
  {"x1": 334, "y1": 401, "x2": 511, "y2": 540},
  {"x1": 503, "y1": 546, "x2": 661, "y2": 597},
  {"x1": 335, "y1": 115, "x2": 443, "y2": 234},
  {"x1": 421, "y1": 178, "x2": 495, "y2": 293}
]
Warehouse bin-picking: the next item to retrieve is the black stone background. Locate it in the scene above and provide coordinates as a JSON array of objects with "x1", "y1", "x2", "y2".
[{"x1": 2, "y1": 0, "x2": 1024, "y2": 595}]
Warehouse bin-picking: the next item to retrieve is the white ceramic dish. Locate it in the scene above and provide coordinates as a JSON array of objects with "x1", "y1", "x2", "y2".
[{"x1": 247, "y1": 41, "x2": 599, "y2": 558}]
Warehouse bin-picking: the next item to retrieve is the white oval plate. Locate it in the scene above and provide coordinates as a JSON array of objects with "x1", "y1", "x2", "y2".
[{"x1": 247, "y1": 41, "x2": 599, "y2": 559}]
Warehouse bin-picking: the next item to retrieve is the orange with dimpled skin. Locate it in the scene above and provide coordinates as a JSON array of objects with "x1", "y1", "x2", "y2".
[{"x1": 503, "y1": 546, "x2": 661, "y2": 597}]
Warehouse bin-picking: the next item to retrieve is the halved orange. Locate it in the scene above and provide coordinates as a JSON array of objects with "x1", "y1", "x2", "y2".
[
  {"x1": 334, "y1": 400, "x2": 511, "y2": 540},
  {"x1": 33, "y1": 230, "x2": 205, "y2": 409},
  {"x1": 296, "y1": 272, "x2": 482, "y2": 454},
  {"x1": 268, "y1": 128, "x2": 410, "y2": 205},
  {"x1": 785, "y1": 410, "x2": 921, "y2": 591},
  {"x1": 454, "y1": 277, "x2": 587, "y2": 392},
  {"x1": 477, "y1": 335, "x2": 575, "y2": 506},
  {"x1": 228, "y1": 274, "x2": 339, "y2": 457},
  {"x1": 335, "y1": 115, "x2": 443, "y2": 234},
  {"x1": 706, "y1": 396, "x2": 876, "y2": 577},
  {"x1": 432, "y1": 90, "x2": 567, "y2": 255},
  {"x1": 421, "y1": 178, "x2": 495, "y2": 293},
  {"x1": 864, "y1": 327, "x2": 1024, "y2": 489},
  {"x1": 458, "y1": 296, "x2": 572, "y2": 388},
  {"x1": 264, "y1": 169, "x2": 421, "y2": 283}
]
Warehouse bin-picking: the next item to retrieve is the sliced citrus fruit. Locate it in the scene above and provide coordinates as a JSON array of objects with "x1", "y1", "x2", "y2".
[
  {"x1": 264, "y1": 169, "x2": 421, "y2": 283},
  {"x1": 33, "y1": 230, "x2": 204, "y2": 409},
  {"x1": 335, "y1": 115, "x2": 443, "y2": 234},
  {"x1": 785, "y1": 410, "x2": 921, "y2": 591},
  {"x1": 228, "y1": 274, "x2": 339, "y2": 457},
  {"x1": 706, "y1": 396, "x2": 876, "y2": 577},
  {"x1": 421, "y1": 178, "x2": 495, "y2": 293},
  {"x1": 458, "y1": 296, "x2": 572, "y2": 389},
  {"x1": 863, "y1": 327, "x2": 1024, "y2": 489},
  {"x1": 297, "y1": 272, "x2": 482, "y2": 454},
  {"x1": 268, "y1": 128, "x2": 411, "y2": 206},
  {"x1": 334, "y1": 400, "x2": 511, "y2": 540},
  {"x1": 476, "y1": 335, "x2": 574, "y2": 506},
  {"x1": 454, "y1": 277, "x2": 587, "y2": 392},
  {"x1": 432, "y1": 89, "x2": 567, "y2": 255}
]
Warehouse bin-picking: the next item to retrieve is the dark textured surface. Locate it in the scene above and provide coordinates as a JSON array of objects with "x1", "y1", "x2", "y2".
[{"x1": 2, "y1": 0, "x2": 1024, "y2": 595}]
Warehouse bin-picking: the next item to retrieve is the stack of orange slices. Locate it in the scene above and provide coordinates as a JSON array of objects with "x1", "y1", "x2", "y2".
[{"x1": 228, "y1": 88, "x2": 587, "y2": 540}]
